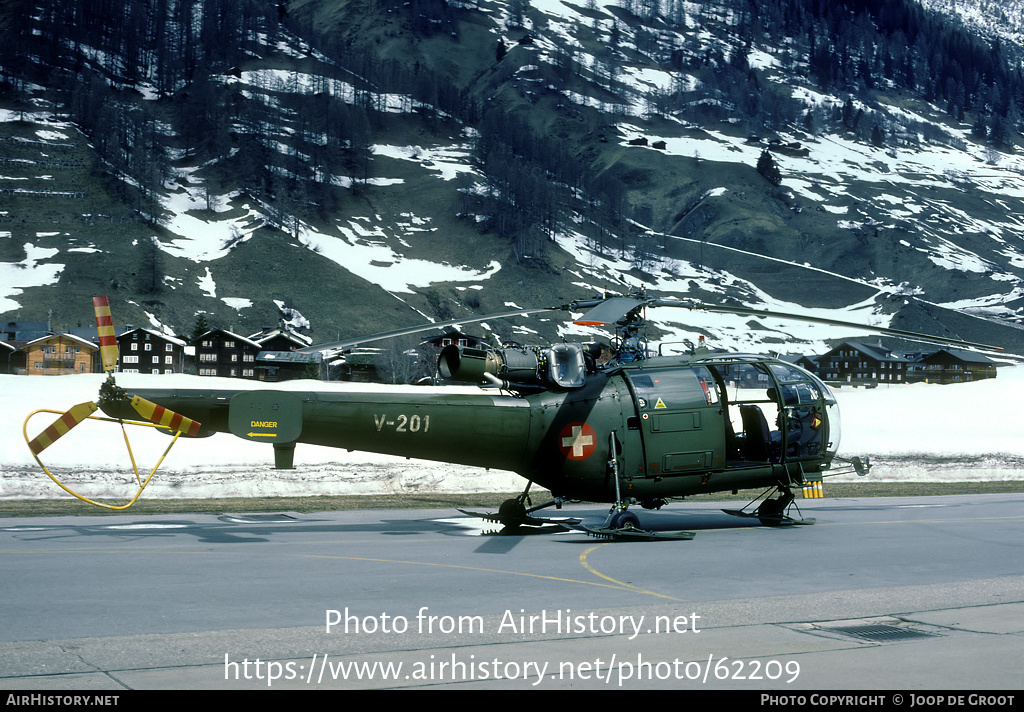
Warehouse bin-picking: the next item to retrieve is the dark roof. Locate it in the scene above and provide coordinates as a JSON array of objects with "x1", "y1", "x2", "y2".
[
  {"x1": 23, "y1": 332, "x2": 98, "y2": 350},
  {"x1": 249, "y1": 327, "x2": 313, "y2": 348},
  {"x1": 2, "y1": 321, "x2": 48, "y2": 343},
  {"x1": 190, "y1": 328, "x2": 262, "y2": 349},
  {"x1": 826, "y1": 341, "x2": 912, "y2": 363},
  {"x1": 117, "y1": 327, "x2": 186, "y2": 347},
  {"x1": 919, "y1": 348, "x2": 995, "y2": 364}
]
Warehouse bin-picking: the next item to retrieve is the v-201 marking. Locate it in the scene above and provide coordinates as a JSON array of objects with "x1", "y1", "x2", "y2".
[{"x1": 374, "y1": 413, "x2": 432, "y2": 433}]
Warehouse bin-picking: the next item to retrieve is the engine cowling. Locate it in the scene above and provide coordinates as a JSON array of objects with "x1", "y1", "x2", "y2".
[{"x1": 437, "y1": 343, "x2": 590, "y2": 390}]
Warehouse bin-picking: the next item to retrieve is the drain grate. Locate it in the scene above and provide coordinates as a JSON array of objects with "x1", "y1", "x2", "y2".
[{"x1": 830, "y1": 624, "x2": 937, "y2": 642}]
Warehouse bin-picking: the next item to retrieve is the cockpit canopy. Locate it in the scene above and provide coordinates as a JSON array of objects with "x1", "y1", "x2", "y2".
[{"x1": 699, "y1": 357, "x2": 840, "y2": 463}]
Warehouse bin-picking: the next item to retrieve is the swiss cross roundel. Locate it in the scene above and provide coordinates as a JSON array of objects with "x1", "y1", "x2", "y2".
[{"x1": 558, "y1": 422, "x2": 597, "y2": 460}]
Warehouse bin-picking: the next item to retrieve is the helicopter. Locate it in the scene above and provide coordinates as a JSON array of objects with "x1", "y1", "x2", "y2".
[{"x1": 23, "y1": 291, "x2": 1003, "y2": 538}]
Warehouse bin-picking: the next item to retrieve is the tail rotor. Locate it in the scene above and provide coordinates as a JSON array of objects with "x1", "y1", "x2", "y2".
[{"x1": 23, "y1": 297, "x2": 203, "y2": 509}]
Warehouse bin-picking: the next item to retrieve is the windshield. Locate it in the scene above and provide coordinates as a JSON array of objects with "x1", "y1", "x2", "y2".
[{"x1": 767, "y1": 362, "x2": 840, "y2": 459}]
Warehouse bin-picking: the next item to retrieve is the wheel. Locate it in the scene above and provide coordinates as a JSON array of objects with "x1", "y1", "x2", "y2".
[
  {"x1": 609, "y1": 510, "x2": 640, "y2": 530},
  {"x1": 757, "y1": 497, "x2": 788, "y2": 526},
  {"x1": 497, "y1": 498, "x2": 527, "y2": 523}
]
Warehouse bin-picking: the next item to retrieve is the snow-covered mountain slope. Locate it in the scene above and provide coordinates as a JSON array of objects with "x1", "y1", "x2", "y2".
[
  {"x1": 2, "y1": 0, "x2": 1024, "y2": 355},
  {"x1": 920, "y1": 0, "x2": 1024, "y2": 58}
]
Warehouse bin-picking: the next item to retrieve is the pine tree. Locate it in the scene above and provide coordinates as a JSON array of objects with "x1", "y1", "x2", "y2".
[
  {"x1": 871, "y1": 123, "x2": 885, "y2": 147},
  {"x1": 757, "y1": 150, "x2": 782, "y2": 186},
  {"x1": 190, "y1": 313, "x2": 211, "y2": 342}
]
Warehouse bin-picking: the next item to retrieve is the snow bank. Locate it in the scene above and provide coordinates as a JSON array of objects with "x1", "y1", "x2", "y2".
[{"x1": 2, "y1": 365, "x2": 1022, "y2": 500}]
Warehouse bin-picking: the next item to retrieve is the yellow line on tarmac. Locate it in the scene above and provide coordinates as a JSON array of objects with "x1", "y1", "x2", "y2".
[
  {"x1": 578, "y1": 544, "x2": 686, "y2": 602},
  {"x1": 1, "y1": 546, "x2": 679, "y2": 600},
  {"x1": 297, "y1": 552, "x2": 660, "y2": 596}
]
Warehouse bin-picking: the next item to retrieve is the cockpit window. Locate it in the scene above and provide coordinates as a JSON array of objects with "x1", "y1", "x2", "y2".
[
  {"x1": 768, "y1": 363, "x2": 808, "y2": 382},
  {"x1": 778, "y1": 381, "x2": 819, "y2": 406},
  {"x1": 706, "y1": 360, "x2": 833, "y2": 463},
  {"x1": 696, "y1": 368, "x2": 720, "y2": 405}
]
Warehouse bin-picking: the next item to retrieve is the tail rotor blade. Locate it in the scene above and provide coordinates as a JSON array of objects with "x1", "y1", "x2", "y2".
[
  {"x1": 28, "y1": 402, "x2": 99, "y2": 455},
  {"x1": 93, "y1": 296, "x2": 119, "y2": 372},
  {"x1": 130, "y1": 396, "x2": 202, "y2": 437}
]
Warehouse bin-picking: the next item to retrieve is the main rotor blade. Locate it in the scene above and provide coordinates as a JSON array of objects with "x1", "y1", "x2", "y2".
[
  {"x1": 655, "y1": 299, "x2": 1003, "y2": 352},
  {"x1": 573, "y1": 297, "x2": 644, "y2": 326},
  {"x1": 300, "y1": 307, "x2": 556, "y2": 353}
]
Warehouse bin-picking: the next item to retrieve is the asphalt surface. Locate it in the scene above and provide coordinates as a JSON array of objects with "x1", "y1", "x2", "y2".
[{"x1": 2, "y1": 493, "x2": 1023, "y2": 690}]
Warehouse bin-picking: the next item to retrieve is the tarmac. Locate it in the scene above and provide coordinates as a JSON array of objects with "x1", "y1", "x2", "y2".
[{"x1": 1, "y1": 493, "x2": 1023, "y2": 690}]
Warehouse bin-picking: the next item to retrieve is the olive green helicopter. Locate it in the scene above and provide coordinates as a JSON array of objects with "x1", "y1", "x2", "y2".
[{"x1": 24, "y1": 291, "x2": 1001, "y2": 539}]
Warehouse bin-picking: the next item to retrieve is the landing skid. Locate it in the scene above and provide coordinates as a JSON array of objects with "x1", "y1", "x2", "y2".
[
  {"x1": 457, "y1": 489, "x2": 581, "y2": 531},
  {"x1": 722, "y1": 486, "x2": 815, "y2": 526},
  {"x1": 570, "y1": 506, "x2": 695, "y2": 541},
  {"x1": 721, "y1": 508, "x2": 816, "y2": 526},
  {"x1": 456, "y1": 508, "x2": 581, "y2": 530},
  {"x1": 575, "y1": 524, "x2": 695, "y2": 541}
]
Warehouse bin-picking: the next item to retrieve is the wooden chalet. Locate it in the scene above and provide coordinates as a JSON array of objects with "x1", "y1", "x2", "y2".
[
  {"x1": 255, "y1": 350, "x2": 323, "y2": 381},
  {"x1": 806, "y1": 341, "x2": 997, "y2": 386},
  {"x1": 21, "y1": 332, "x2": 98, "y2": 375},
  {"x1": 907, "y1": 348, "x2": 997, "y2": 384},
  {"x1": 327, "y1": 348, "x2": 381, "y2": 382},
  {"x1": 248, "y1": 325, "x2": 317, "y2": 381},
  {"x1": 248, "y1": 326, "x2": 314, "y2": 352},
  {"x1": 818, "y1": 341, "x2": 912, "y2": 384},
  {"x1": 190, "y1": 328, "x2": 262, "y2": 379},
  {"x1": 116, "y1": 328, "x2": 187, "y2": 374}
]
